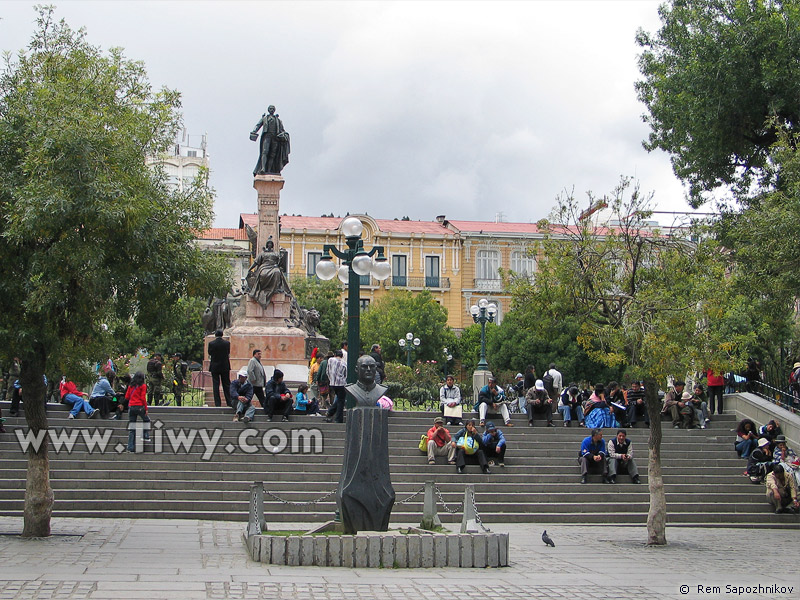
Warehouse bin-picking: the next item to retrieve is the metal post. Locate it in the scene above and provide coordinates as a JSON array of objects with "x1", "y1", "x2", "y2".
[
  {"x1": 477, "y1": 307, "x2": 489, "y2": 371},
  {"x1": 345, "y1": 237, "x2": 360, "y2": 391}
]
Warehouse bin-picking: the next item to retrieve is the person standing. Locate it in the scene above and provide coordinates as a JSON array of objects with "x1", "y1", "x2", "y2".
[
  {"x1": 125, "y1": 372, "x2": 150, "y2": 451},
  {"x1": 706, "y1": 368, "x2": 725, "y2": 415},
  {"x1": 6, "y1": 358, "x2": 20, "y2": 416},
  {"x1": 171, "y1": 353, "x2": 188, "y2": 407},
  {"x1": 208, "y1": 329, "x2": 232, "y2": 408},
  {"x1": 543, "y1": 363, "x2": 563, "y2": 400},
  {"x1": 369, "y1": 344, "x2": 385, "y2": 384},
  {"x1": 247, "y1": 349, "x2": 267, "y2": 409},
  {"x1": 146, "y1": 353, "x2": 165, "y2": 407},
  {"x1": 324, "y1": 350, "x2": 347, "y2": 423}
]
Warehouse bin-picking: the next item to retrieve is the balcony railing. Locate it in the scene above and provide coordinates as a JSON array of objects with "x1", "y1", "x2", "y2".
[
  {"x1": 473, "y1": 278, "x2": 504, "y2": 290},
  {"x1": 386, "y1": 276, "x2": 450, "y2": 290}
]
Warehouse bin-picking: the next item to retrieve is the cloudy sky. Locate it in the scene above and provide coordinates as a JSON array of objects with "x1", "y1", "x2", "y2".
[{"x1": 1, "y1": 1, "x2": 699, "y2": 227}]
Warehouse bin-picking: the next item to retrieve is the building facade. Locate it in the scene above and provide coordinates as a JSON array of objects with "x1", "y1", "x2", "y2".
[{"x1": 209, "y1": 213, "x2": 543, "y2": 332}]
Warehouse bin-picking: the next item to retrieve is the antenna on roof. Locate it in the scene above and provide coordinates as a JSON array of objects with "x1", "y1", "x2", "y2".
[{"x1": 495, "y1": 212, "x2": 505, "y2": 223}]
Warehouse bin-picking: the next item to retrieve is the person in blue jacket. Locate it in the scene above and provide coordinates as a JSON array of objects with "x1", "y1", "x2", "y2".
[
  {"x1": 579, "y1": 428, "x2": 611, "y2": 484},
  {"x1": 482, "y1": 421, "x2": 507, "y2": 467}
]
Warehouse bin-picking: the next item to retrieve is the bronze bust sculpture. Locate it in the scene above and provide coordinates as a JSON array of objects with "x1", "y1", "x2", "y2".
[{"x1": 345, "y1": 355, "x2": 388, "y2": 408}]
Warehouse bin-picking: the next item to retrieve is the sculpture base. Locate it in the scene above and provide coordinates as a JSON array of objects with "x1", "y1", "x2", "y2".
[{"x1": 203, "y1": 296, "x2": 327, "y2": 390}]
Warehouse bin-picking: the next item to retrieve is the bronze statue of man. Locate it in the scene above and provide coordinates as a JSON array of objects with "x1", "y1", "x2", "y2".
[
  {"x1": 250, "y1": 105, "x2": 290, "y2": 175},
  {"x1": 345, "y1": 355, "x2": 388, "y2": 408}
]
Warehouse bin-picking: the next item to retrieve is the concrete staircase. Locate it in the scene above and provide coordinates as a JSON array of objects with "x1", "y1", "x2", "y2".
[{"x1": 0, "y1": 402, "x2": 797, "y2": 529}]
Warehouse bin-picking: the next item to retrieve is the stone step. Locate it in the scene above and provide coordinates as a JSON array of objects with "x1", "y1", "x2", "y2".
[{"x1": 0, "y1": 405, "x2": 792, "y2": 529}]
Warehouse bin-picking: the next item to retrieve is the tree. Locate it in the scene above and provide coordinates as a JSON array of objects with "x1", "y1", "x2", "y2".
[
  {"x1": 636, "y1": 0, "x2": 800, "y2": 205},
  {"x1": 514, "y1": 177, "x2": 753, "y2": 545},
  {"x1": 0, "y1": 8, "x2": 228, "y2": 536},
  {"x1": 289, "y1": 276, "x2": 345, "y2": 343},
  {"x1": 489, "y1": 309, "x2": 623, "y2": 386},
  {"x1": 359, "y1": 290, "x2": 456, "y2": 365}
]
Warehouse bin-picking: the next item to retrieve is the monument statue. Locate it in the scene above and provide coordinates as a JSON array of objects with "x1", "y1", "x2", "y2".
[
  {"x1": 245, "y1": 238, "x2": 291, "y2": 309},
  {"x1": 250, "y1": 105, "x2": 290, "y2": 176},
  {"x1": 337, "y1": 355, "x2": 395, "y2": 534},
  {"x1": 201, "y1": 290, "x2": 245, "y2": 334}
]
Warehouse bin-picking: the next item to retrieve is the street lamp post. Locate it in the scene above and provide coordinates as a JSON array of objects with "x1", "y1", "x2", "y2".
[
  {"x1": 470, "y1": 298, "x2": 497, "y2": 371},
  {"x1": 315, "y1": 217, "x2": 391, "y2": 384},
  {"x1": 398, "y1": 332, "x2": 420, "y2": 368},
  {"x1": 442, "y1": 347, "x2": 453, "y2": 379}
]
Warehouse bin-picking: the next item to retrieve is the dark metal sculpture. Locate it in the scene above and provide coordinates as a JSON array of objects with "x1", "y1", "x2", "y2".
[
  {"x1": 250, "y1": 105, "x2": 290, "y2": 176},
  {"x1": 337, "y1": 356, "x2": 395, "y2": 534},
  {"x1": 244, "y1": 238, "x2": 291, "y2": 309}
]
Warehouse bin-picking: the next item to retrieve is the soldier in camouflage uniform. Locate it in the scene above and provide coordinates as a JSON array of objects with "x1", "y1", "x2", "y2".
[{"x1": 146, "y1": 353, "x2": 165, "y2": 406}]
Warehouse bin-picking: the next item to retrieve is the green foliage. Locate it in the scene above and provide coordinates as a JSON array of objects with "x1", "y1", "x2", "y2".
[
  {"x1": 636, "y1": 0, "x2": 800, "y2": 205},
  {"x1": 454, "y1": 322, "x2": 497, "y2": 375},
  {"x1": 359, "y1": 289, "x2": 457, "y2": 363},
  {"x1": 488, "y1": 310, "x2": 622, "y2": 387},
  {"x1": 515, "y1": 177, "x2": 754, "y2": 385},
  {"x1": 110, "y1": 296, "x2": 209, "y2": 362},
  {"x1": 289, "y1": 276, "x2": 345, "y2": 342},
  {"x1": 0, "y1": 7, "x2": 228, "y2": 386}
]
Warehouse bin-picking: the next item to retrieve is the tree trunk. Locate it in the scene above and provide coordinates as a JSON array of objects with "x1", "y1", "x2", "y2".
[
  {"x1": 644, "y1": 379, "x2": 667, "y2": 545},
  {"x1": 19, "y1": 348, "x2": 53, "y2": 538}
]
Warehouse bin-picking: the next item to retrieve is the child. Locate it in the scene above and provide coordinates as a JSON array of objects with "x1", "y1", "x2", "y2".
[
  {"x1": 294, "y1": 383, "x2": 319, "y2": 416},
  {"x1": 125, "y1": 372, "x2": 150, "y2": 452}
]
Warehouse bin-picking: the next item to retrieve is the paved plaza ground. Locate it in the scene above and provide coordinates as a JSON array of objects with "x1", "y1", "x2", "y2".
[{"x1": 0, "y1": 517, "x2": 796, "y2": 600}]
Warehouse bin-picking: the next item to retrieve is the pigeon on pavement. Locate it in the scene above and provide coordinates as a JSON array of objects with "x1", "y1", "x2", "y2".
[{"x1": 542, "y1": 530, "x2": 555, "y2": 547}]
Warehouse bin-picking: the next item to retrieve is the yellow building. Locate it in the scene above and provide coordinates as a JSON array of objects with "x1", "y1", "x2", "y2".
[{"x1": 218, "y1": 214, "x2": 541, "y2": 332}]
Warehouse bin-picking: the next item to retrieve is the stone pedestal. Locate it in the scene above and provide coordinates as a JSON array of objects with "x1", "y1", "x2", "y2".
[
  {"x1": 253, "y1": 175, "x2": 284, "y2": 251},
  {"x1": 472, "y1": 370, "x2": 493, "y2": 402},
  {"x1": 205, "y1": 297, "x2": 308, "y2": 375}
]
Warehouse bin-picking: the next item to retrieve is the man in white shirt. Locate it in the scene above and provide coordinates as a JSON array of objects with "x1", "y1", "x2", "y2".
[
  {"x1": 324, "y1": 349, "x2": 348, "y2": 423},
  {"x1": 544, "y1": 363, "x2": 563, "y2": 400}
]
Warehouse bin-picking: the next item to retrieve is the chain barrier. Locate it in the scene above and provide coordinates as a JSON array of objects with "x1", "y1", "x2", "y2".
[
  {"x1": 264, "y1": 489, "x2": 337, "y2": 506},
  {"x1": 470, "y1": 490, "x2": 491, "y2": 532},
  {"x1": 393, "y1": 485, "x2": 426, "y2": 505},
  {"x1": 433, "y1": 484, "x2": 463, "y2": 514}
]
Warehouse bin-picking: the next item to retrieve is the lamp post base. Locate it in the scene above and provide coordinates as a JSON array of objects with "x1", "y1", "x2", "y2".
[{"x1": 472, "y1": 370, "x2": 494, "y2": 406}]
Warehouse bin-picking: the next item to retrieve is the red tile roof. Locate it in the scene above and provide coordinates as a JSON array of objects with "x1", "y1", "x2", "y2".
[
  {"x1": 198, "y1": 228, "x2": 249, "y2": 241},
  {"x1": 444, "y1": 220, "x2": 543, "y2": 234},
  {"x1": 239, "y1": 213, "x2": 454, "y2": 235}
]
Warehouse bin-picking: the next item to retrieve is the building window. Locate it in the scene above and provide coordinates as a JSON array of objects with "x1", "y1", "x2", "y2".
[
  {"x1": 344, "y1": 298, "x2": 370, "y2": 313},
  {"x1": 476, "y1": 250, "x2": 500, "y2": 280},
  {"x1": 425, "y1": 255, "x2": 440, "y2": 287},
  {"x1": 187, "y1": 150, "x2": 198, "y2": 157},
  {"x1": 510, "y1": 251, "x2": 536, "y2": 278},
  {"x1": 392, "y1": 254, "x2": 407, "y2": 287},
  {"x1": 307, "y1": 252, "x2": 321, "y2": 278}
]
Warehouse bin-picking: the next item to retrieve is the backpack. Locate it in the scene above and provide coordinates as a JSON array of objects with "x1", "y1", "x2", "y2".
[
  {"x1": 542, "y1": 372, "x2": 555, "y2": 394},
  {"x1": 790, "y1": 367, "x2": 800, "y2": 384}
]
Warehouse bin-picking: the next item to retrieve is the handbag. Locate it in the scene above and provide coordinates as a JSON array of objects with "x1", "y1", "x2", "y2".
[
  {"x1": 418, "y1": 434, "x2": 428, "y2": 453},
  {"x1": 456, "y1": 436, "x2": 478, "y2": 455}
]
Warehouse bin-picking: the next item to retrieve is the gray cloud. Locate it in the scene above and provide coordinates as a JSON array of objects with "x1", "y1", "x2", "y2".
[{"x1": 0, "y1": 1, "x2": 698, "y2": 226}]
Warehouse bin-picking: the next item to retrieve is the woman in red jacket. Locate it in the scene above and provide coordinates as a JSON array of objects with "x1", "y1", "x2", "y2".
[{"x1": 125, "y1": 372, "x2": 150, "y2": 452}]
